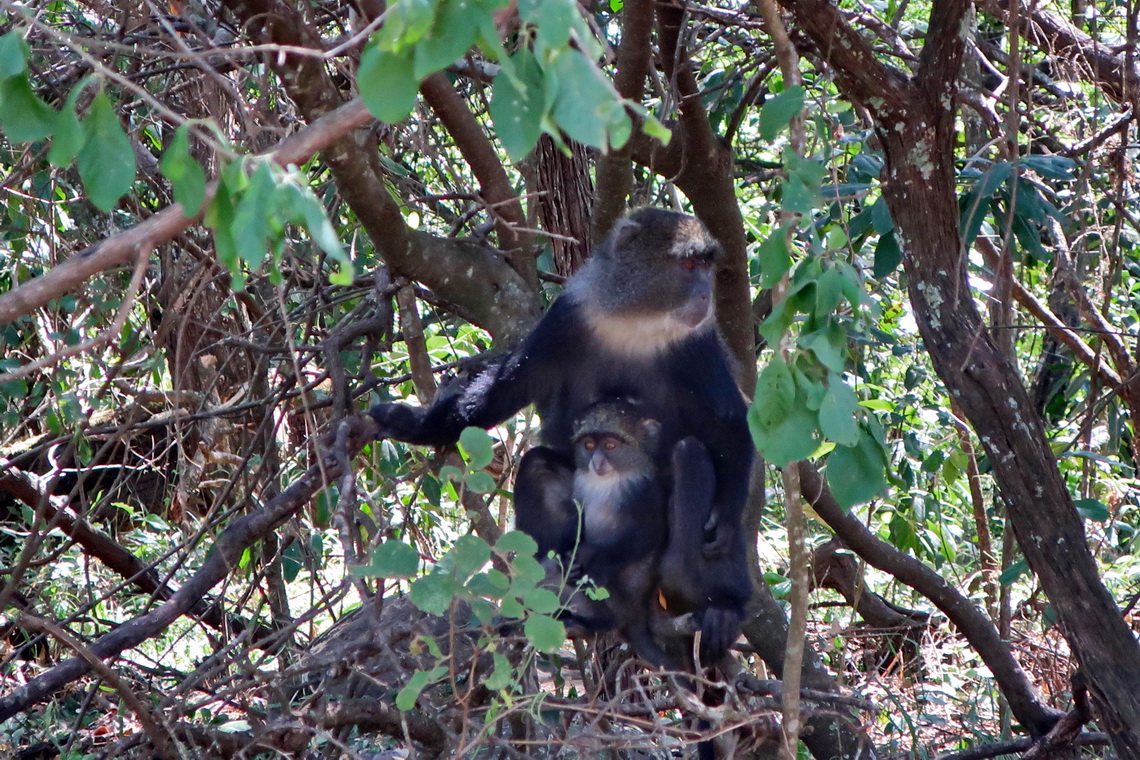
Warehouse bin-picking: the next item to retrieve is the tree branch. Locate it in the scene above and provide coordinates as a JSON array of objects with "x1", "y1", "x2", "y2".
[
  {"x1": 420, "y1": 73, "x2": 533, "y2": 283},
  {"x1": 592, "y1": 0, "x2": 655, "y2": 242},
  {"x1": 0, "y1": 99, "x2": 373, "y2": 325},
  {"x1": 0, "y1": 416, "x2": 379, "y2": 721},
  {"x1": 797, "y1": 461, "x2": 1062, "y2": 736}
]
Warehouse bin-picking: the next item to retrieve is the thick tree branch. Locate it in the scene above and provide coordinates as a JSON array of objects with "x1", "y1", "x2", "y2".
[
  {"x1": 656, "y1": 2, "x2": 755, "y2": 389},
  {"x1": 798, "y1": 462, "x2": 1061, "y2": 736},
  {"x1": 984, "y1": 0, "x2": 1139, "y2": 102},
  {"x1": 223, "y1": 0, "x2": 540, "y2": 344},
  {"x1": 592, "y1": 0, "x2": 655, "y2": 242},
  {"x1": 775, "y1": 0, "x2": 911, "y2": 117}
]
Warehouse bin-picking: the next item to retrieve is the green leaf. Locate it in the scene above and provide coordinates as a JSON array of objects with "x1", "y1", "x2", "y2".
[
  {"x1": 641, "y1": 112, "x2": 672, "y2": 144},
  {"x1": 549, "y1": 48, "x2": 615, "y2": 149},
  {"x1": 159, "y1": 124, "x2": 207, "y2": 216},
  {"x1": 759, "y1": 85, "x2": 805, "y2": 141},
  {"x1": 998, "y1": 558, "x2": 1029, "y2": 586},
  {"x1": 484, "y1": 652, "x2": 516, "y2": 690},
  {"x1": 873, "y1": 230, "x2": 901, "y2": 278},
  {"x1": 48, "y1": 99, "x2": 83, "y2": 166},
  {"x1": 869, "y1": 196, "x2": 893, "y2": 235},
  {"x1": 818, "y1": 377, "x2": 860, "y2": 447},
  {"x1": 1021, "y1": 154, "x2": 1076, "y2": 180},
  {"x1": 231, "y1": 160, "x2": 277, "y2": 269},
  {"x1": 77, "y1": 90, "x2": 136, "y2": 211},
  {"x1": 467, "y1": 569, "x2": 510, "y2": 598},
  {"x1": 756, "y1": 227, "x2": 791, "y2": 288},
  {"x1": 411, "y1": 573, "x2": 458, "y2": 615},
  {"x1": 781, "y1": 150, "x2": 827, "y2": 217},
  {"x1": 511, "y1": 553, "x2": 547, "y2": 583},
  {"x1": 358, "y1": 540, "x2": 420, "y2": 578},
  {"x1": 524, "y1": 614, "x2": 566, "y2": 652},
  {"x1": 490, "y1": 49, "x2": 546, "y2": 161},
  {"x1": 600, "y1": 98, "x2": 632, "y2": 150},
  {"x1": 800, "y1": 330, "x2": 846, "y2": 374},
  {"x1": 495, "y1": 530, "x2": 538, "y2": 556},
  {"x1": 973, "y1": 160, "x2": 1012, "y2": 200},
  {"x1": 1073, "y1": 498, "x2": 1109, "y2": 522},
  {"x1": 396, "y1": 666, "x2": 448, "y2": 710},
  {"x1": 377, "y1": 0, "x2": 436, "y2": 53},
  {"x1": 752, "y1": 355, "x2": 796, "y2": 430},
  {"x1": 459, "y1": 427, "x2": 494, "y2": 469},
  {"x1": 523, "y1": 587, "x2": 561, "y2": 615},
  {"x1": 814, "y1": 266, "x2": 843, "y2": 318},
  {"x1": 206, "y1": 166, "x2": 242, "y2": 286},
  {"x1": 825, "y1": 429, "x2": 887, "y2": 508},
  {"x1": 0, "y1": 32, "x2": 29, "y2": 78},
  {"x1": 521, "y1": 0, "x2": 576, "y2": 50},
  {"x1": 0, "y1": 75, "x2": 57, "y2": 143},
  {"x1": 414, "y1": 0, "x2": 479, "y2": 79},
  {"x1": 450, "y1": 534, "x2": 491, "y2": 581},
  {"x1": 750, "y1": 400, "x2": 820, "y2": 468},
  {"x1": 465, "y1": 470, "x2": 498, "y2": 493},
  {"x1": 359, "y1": 41, "x2": 419, "y2": 123},
  {"x1": 279, "y1": 175, "x2": 353, "y2": 284},
  {"x1": 282, "y1": 541, "x2": 303, "y2": 583}
]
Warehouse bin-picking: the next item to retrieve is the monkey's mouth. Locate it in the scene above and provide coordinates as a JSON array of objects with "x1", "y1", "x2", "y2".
[{"x1": 672, "y1": 298, "x2": 712, "y2": 329}]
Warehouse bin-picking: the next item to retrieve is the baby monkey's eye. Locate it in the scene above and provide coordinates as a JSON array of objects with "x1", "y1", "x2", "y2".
[
  {"x1": 583, "y1": 439, "x2": 596, "y2": 451},
  {"x1": 604, "y1": 439, "x2": 618, "y2": 450}
]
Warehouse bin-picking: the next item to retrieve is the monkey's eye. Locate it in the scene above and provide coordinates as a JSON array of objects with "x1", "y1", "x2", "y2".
[
  {"x1": 679, "y1": 257, "x2": 711, "y2": 272},
  {"x1": 583, "y1": 438, "x2": 596, "y2": 451},
  {"x1": 604, "y1": 439, "x2": 618, "y2": 451}
]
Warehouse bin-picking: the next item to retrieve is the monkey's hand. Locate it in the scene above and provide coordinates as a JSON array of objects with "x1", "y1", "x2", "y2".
[
  {"x1": 701, "y1": 519, "x2": 737, "y2": 560},
  {"x1": 697, "y1": 605, "x2": 745, "y2": 664},
  {"x1": 368, "y1": 402, "x2": 428, "y2": 442}
]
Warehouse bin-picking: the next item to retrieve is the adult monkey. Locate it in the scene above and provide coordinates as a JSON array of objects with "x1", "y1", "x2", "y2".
[{"x1": 370, "y1": 208, "x2": 753, "y2": 658}]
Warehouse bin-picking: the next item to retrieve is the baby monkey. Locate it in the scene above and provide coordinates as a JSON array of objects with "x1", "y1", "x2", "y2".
[{"x1": 555, "y1": 399, "x2": 672, "y2": 667}]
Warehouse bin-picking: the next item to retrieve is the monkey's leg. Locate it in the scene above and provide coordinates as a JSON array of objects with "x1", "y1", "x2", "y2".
[{"x1": 663, "y1": 437, "x2": 748, "y2": 663}]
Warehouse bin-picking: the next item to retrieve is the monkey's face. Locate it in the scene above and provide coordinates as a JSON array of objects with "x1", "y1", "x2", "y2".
[
  {"x1": 577, "y1": 209, "x2": 720, "y2": 336},
  {"x1": 575, "y1": 434, "x2": 625, "y2": 478}
]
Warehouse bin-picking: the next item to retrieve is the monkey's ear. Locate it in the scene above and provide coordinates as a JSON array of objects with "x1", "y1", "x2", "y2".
[
  {"x1": 609, "y1": 218, "x2": 643, "y2": 252},
  {"x1": 641, "y1": 418, "x2": 662, "y2": 440}
]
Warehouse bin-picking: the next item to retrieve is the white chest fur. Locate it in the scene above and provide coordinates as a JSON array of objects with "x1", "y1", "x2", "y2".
[{"x1": 573, "y1": 471, "x2": 645, "y2": 537}]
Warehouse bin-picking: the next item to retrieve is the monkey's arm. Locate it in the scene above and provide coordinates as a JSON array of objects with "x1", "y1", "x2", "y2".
[{"x1": 369, "y1": 299, "x2": 578, "y2": 445}]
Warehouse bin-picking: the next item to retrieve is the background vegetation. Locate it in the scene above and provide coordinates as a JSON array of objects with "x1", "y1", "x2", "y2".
[{"x1": 1, "y1": 0, "x2": 1139, "y2": 757}]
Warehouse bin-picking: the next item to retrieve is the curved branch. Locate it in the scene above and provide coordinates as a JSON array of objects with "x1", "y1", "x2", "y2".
[
  {"x1": 983, "y1": 0, "x2": 1139, "y2": 103},
  {"x1": 797, "y1": 461, "x2": 1062, "y2": 737},
  {"x1": 420, "y1": 73, "x2": 534, "y2": 283},
  {"x1": 775, "y1": 0, "x2": 911, "y2": 118}
]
